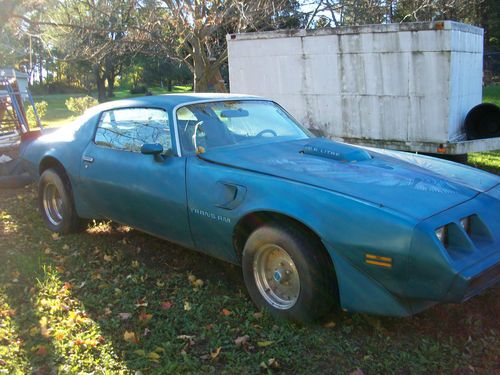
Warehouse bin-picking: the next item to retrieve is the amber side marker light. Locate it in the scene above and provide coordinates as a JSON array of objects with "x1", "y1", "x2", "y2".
[{"x1": 365, "y1": 254, "x2": 393, "y2": 268}]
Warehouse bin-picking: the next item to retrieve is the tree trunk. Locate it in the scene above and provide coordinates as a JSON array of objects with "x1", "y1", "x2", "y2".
[
  {"x1": 193, "y1": 62, "x2": 226, "y2": 93},
  {"x1": 38, "y1": 45, "x2": 43, "y2": 85},
  {"x1": 94, "y1": 64, "x2": 106, "y2": 103},
  {"x1": 106, "y1": 69, "x2": 115, "y2": 98}
]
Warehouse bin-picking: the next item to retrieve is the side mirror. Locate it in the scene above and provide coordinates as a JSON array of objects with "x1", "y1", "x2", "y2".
[
  {"x1": 141, "y1": 143, "x2": 163, "y2": 155},
  {"x1": 141, "y1": 143, "x2": 164, "y2": 162}
]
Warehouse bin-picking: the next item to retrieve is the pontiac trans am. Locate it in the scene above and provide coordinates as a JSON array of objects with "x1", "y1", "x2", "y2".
[{"x1": 21, "y1": 94, "x2": 500, "y2": 322}]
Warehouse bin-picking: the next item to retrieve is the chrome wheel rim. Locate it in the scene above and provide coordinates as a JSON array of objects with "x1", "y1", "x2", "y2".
[
  {"x1": 253, "y1": 244, "x2": 300, "y2": 310},
  {"x1": 43, "y1": 183, "x2": 64, "y2": 226}
]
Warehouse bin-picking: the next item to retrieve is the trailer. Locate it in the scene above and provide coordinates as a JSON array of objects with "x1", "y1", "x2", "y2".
[{"x1": 227, "y1": 21, "x2": 500, "y2": 158}]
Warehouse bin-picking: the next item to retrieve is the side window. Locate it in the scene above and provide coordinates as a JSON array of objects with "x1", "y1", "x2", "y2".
[{"x1": 94, "y1": 108, "x2": 171, "y2": 153}]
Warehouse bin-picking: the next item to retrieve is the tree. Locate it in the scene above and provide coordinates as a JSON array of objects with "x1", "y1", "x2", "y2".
[
  {"x1": 135, "y1": 0, "x2": 304, "y2": 92},
  {"x1": 44, "y1": 0, "x2": 141, "y2": 101}
]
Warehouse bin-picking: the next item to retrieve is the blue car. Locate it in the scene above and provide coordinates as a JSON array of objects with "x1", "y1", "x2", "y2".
[{"x1": 22, "y1": 94, "x2": 500, "y2": 322}]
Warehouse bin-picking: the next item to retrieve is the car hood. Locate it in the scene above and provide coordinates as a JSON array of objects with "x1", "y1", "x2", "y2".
[{"x1": 199, "y1": 138, "x2": 500, "y2": 219}]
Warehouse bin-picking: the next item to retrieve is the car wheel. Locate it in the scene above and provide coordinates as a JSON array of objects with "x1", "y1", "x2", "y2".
[
  {"x1": 242, "y1": 224, "x2": 336, "y2": 322},
  {"x1": 38, "y1": 168, "x2": 83, "y2": 233}
]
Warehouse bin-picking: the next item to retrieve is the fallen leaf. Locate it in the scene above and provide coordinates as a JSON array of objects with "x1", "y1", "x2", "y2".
[
  {"x1": 131, "y1": 260, "x2": 140, "y2": 268},
  {"x1": 35, "y1": 345, "x2": 47, "y2": 356},
  {"x1": 63, "y1": 282, "x2": 73, "y2": 290},
  {"x1": 139, "y1": 312, "x2": 153, "y2": 321},
  {"x1": 323, "y1": 321, "x2": 336, "y2": 329},
  {"x1": 253, "y1": 312, "x2": 263, "y2": 319},
  {"x1": 234, "y1": 335, "x2": 250, "y2": 346},
  {"x1": 104, "y1": 307, "x2": 112, "y2": 316},
  {"x1": 40, "y1": 326, "x2": 50, "y2": 338},
  {"x1": 187, "y1": 274, "x2": 196, "y2": 283},
  {"x1": 74, "y1": 338, "x2": 85, "y2": 346},
  {"x1": 193, "y1": 279, "x2": 204, "y2": 288},
  {"x1": 221, "y1": 308, "x2": 232, "y2": 316},
  {"x1": 257, "y1": 340, "x2": 274, "y2": 347},
  {"x1": 147, "y1": 352, "x2": 161, "y2": 362},
  {"x1": 51, "y1": 233, "x2": 60, "y2": 240},
  {"x1": 118, "y1": 312, "x2": 132, "y2": 320},
  {"x1": 267, "y1": 358, "x2": 280, "y2": 369},
  {"x1": 103, "y1": 254, "x2": 113, "y2": 262},
  {"x1": 1, "y1": 309, "x2": 16, "y2": 317},
  {"x1": 184, "y1": 301, "x2": 191, "y2": 311},
  {"x1": 62, "y1": 244, "x2": 69, "y2": 250},
  {"x1": 123, "y1": 330, "x2": 139, "y2": 344},
  {"x1": 161, "y1": 300, "x2": 173, "y2": 310},
  {"x1": 210, "y1": 347, "x2": 222, "y2": 360},
  {"x1": 177, "y1": 335, "x2": 196, "y2": 346},
  {"x1": 156, "y1": 279, "x2": 165, "y2": 288},
  {"x1": 134, "y1": 349, "x2": 145, "y2": 357}
]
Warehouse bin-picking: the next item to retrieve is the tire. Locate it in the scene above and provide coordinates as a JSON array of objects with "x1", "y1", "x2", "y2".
[
  {"x1": 242, "y1": 223, "x2": 336, "y2": 322},
  {"x1": 38, "y1": 168, "x2": 83, "y2": 233}
]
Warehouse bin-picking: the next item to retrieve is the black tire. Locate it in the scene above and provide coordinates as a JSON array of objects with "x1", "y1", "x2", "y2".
[
  {"x1": 38, "y1": 168, "x2": 83, "y2": 233},
  {"x1": 242, "y1": 223, "x2": 336, "y2": 322}
]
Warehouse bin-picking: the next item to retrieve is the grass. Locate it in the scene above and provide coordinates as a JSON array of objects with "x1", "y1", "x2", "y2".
[
  {"x1": 483, "y1": 84, "x2": 500, "y2": 106},
  {"x1": 0, "y1": 188, "x2": 499, "y2": 374},
  {"x1": 0, "y1": 84, "x2": 498, "y2": 373}
]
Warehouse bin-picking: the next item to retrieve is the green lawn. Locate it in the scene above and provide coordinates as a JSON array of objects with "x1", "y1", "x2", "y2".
[{"x1": 483, "y1": 84, "x2": 500, "y2": 106}]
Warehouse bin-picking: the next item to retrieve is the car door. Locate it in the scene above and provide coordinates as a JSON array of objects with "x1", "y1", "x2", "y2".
[{"x1": 78, "y1": 107, "x2": 193, "y2": 248}]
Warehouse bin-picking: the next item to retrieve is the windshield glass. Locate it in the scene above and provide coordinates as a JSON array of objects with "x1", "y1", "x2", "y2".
[{"x1": 176, "y1": 100, "x2": 310, "y2": 154}]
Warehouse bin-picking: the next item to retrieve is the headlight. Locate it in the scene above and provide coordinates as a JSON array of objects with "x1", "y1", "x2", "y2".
[{"x1": 435, "y1": 226, "x2": 448, "y2": 246}]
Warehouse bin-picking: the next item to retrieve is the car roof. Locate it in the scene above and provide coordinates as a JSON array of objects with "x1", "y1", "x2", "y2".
[{"x1": 86, "y1": 93, "x2": 264, "y2": 115}]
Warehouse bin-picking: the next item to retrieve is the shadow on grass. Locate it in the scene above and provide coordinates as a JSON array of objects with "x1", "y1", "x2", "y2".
[{"x1": 1, "y1": 186, "x2": 499, "y2": 374}]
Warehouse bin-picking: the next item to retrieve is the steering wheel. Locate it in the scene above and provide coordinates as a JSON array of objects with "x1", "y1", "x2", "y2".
[{"x1": 256, "y1": 129, "x2": 277, "y2": 137}]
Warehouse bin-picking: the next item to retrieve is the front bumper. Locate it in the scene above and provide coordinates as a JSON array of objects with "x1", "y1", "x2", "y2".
[
  {"x1": 446, "y1": 253, "x2": 500, "y2": 302},
  {"x1": 324, "y1": 189, "x2": 500, "y2": 317}
]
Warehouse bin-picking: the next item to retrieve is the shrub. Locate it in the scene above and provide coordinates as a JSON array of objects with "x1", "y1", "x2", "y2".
[
  {"x1": 65, "y1": 96, "x2": 98, "y2": 115},
  {"x1": 26, "y1": 101, "x2": 48, "y2": 127}
]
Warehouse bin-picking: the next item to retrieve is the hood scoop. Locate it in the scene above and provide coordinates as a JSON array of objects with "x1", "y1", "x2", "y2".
[{"x1": 302, "y1": 139, "x2": 372, "y2": 162}]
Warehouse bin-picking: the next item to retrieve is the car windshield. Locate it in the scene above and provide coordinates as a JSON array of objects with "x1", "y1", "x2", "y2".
[{"x1": 176, "y1": 100, "x2": 310, "y2": 154}]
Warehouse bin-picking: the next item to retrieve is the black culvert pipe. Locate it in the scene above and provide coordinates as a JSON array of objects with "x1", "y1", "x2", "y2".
[{"x1": 464, "y1": 103, "x2": 500, "y2": 140}]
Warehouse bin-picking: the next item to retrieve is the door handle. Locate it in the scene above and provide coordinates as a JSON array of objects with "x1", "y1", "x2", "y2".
[{"x1": 82, "y1": 155, "x2": 94, "y2": 163}]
